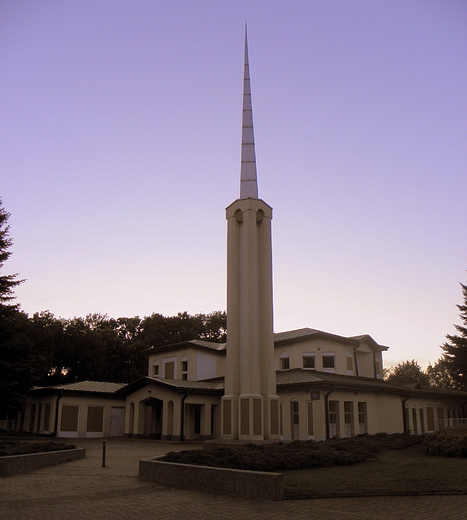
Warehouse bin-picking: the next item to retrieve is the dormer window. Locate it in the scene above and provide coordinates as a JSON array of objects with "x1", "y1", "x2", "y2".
[
  {"x1": 280, "y1": 352, "x2": 290, "y2": 370},
  {"x1": 302, "y1": 353, "x2": 315, "y2": 369}
]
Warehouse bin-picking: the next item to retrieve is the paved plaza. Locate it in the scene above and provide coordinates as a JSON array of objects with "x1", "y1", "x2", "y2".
[{"x1": 1, "y1": 438, "x2": 467, "y2": 520}]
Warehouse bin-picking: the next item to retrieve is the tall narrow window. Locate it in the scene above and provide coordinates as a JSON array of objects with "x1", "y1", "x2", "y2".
[
  {"x1": 181, "y1": 356, "x2": 188, "y2": 380},
  {"x1": 412, "y1": 407, "x2": 418, "y2": 435},
  {"x1": 346, "y1": 351, "x2": 353, "y2": 373},
  {"x1": 344, "y1": 401, "x2": 354, "y2": 437},
  {"x1": 280, "y1": 352, "x2": 290, "y2": 370},
  {"x1": 419, "y1": 407, "x2": 425, "y2": 434},
  {"x1": 437, "y1": 407, "x2": 445, "y2": 429},
  {"x1": 426, "y1": 406, "x2": 435, "y2": 431},
  {"x1": 358, "y1": 402, "x2": 368, "y2": 434},
  {"x1": 307, "y1": 401, "x2": 314, "y2": 436},
  {"x1": 291, "y1": 400, "x2": 299, "y2": 439},
  {"x1": 375, "y1": 355, "x2": 382, "y2": 378},
  {"x1": 328, "y1": 400, "x2": 340, "y2": 437}
]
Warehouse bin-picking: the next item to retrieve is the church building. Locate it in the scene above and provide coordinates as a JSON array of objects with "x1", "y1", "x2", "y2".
[{"x1": 20, "y1": 35, "x2": 467, "y2": 440}]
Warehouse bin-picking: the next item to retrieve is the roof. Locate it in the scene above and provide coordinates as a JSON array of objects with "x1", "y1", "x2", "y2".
[
  {"x1": 274, "y1": 328, "x2": 388, "y2": 351},
  {"x1": 148, "y1": 339, "x2": 226, "y2": 354},
  {"x1": 116, "y1": 376, "x2": 224, "y2": 396},
  {"x1": 276, "y1": 369, "x2": 467, "y2": 398},
  {"x1": 31, "y1": 380, "x2": 126, "y2": 395}
]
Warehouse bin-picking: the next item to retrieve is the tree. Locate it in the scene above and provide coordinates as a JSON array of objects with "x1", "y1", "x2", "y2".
[
  {"x1": 384, "y1": 359, "x2": 430, "y2": 385},
  {"x1": 426, "y1": 357, "x2": 458, "y2": 389},
  {"x1": 0, "y1": 199, "x2": 29, "y2": 417},
  {"x1": 0, "y1": 199, "x2": 23, "y2": 308},
  {"x1": 441, "y1": 281, "x2": 467, "y2": 390}
]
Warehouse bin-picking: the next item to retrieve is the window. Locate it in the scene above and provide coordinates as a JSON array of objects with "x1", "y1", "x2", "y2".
[
  {"x1": 307, "y1": 401, "x2": 314, "y2": 436},
  {"x1": 419, "y1": 408, "x2": 425, "y2": 434},
  {"x1": 344, "y1": 401, "x2": 354, "y2": 437},
  {"x1": 181, "y1": 356, "x2": 188, "y2": 380},
  {"x1": 60, "y1": 405, "x2": 79, "y2": 432},
  {"x1": 303, "y1": 354, "x2": 315, "y2": 369},
  {"x1": 163, "y1": 358, "x2": 176, "y2": 379},
  {"x1": 87, "y1": 406, "x2": 104, "y2": 433},
  {"x1": 358, "y1": 402, "x2": 367, "y2": 434},
  {"x1": 291, "y1": 400, "x2": 299, "y2": 439},
  {"x1": 328, "y1": 400, "x2": 339, "y2": 437},
  {"x1": 153, "y1": 362, "x2": 159, "y2": 377},
  {"x1": 426, "y1": 406, "x2": 435, "y2": 431},
  {"x1": 346, "y1": 351, "x2": 353, "y2": 372},
  {"x1": 280, "y1": 352, "x2": 290, "y2": 370},
  {"x1": 375, "y1": 355, "x2": 382, "y2": 378},
  {"x1": 322, "y1": 353, "x2": 335, "y2": 370},
  {"x1": 437, "y1": 407, "x2": 445, "y2": 429},
  {"x1": 411, "y1": 407, "x2": 420, "y2": 434},
  {"x1": 43, "y1": 403, "x2": 51, "y2": 432}
]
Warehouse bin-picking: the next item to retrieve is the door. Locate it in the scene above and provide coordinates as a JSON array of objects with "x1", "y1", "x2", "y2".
[{"x1": 110, "y1": 407, "x2": 125, "y2": 436}]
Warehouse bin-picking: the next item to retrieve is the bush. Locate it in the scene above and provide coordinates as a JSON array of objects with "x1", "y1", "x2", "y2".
[
  {"x1": 0, "y1": 441, "x2": 75, "y2": 457},
  {"x1": 162, "y1": 433, "x2": 421, "y2": 472},
  {"x1": 423, "y1": 425, "x2": 467, "y2": 457}
]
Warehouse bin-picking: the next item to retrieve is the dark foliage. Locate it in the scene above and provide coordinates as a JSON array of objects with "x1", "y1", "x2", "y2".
[
  {"x1": 0, "y1": 440, "x2": 75, "y2": 456},
  {"x1": 423, "y1": 425, "x2": 467, "y2": 457},
  {"x1": 441, "y1": 281, "x2": 467, "y2": 390},
  {"x1": 162, "y1": 433, "x2": 422, "y2": 472}
]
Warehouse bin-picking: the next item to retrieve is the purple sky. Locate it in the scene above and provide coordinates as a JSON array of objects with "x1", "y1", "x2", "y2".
[{"x1": 2, "y1": 0, "x2": 466, "y2": 369}]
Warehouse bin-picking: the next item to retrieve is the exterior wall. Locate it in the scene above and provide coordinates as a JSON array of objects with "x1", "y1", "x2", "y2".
[
  {"x1": 275, "y1": 337, "x2": 384, "y2": 380},
  {"x1": 23, "y1": 395, "x2": 126, "y2": 438},
  {"x1": 148, "y1": 347, "x2": 222, "y2": 381},
  {"x1": 404, "y1": 396, "x2": 467, "y2": 434},
  {"x1": 278, "y1": 388, "x2": 406, "y2": 441}
]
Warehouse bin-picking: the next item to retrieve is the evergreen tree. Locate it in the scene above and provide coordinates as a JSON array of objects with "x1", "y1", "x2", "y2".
[
  {"x1": 0, "y1": 200, "x2": 23, "y2": 308},
  {"x1": 442, "y1": 281, "x2": 467, "y2": 390},
  {"x1": 0, "y1": 199, "x2": 28, "y2": 417}
]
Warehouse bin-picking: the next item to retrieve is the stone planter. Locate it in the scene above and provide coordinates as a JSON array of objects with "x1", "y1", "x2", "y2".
[
  {"x1": 139, "y1": 457, "x2": 284, "y2": 501},
  {"x1": 0, "y1": 448, "x2": 86, "y2": 477}
]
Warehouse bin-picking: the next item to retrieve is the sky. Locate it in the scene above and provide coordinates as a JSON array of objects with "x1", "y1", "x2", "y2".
[{"x1": 1, "y1": 0, "x2": 466, "y2": 369}]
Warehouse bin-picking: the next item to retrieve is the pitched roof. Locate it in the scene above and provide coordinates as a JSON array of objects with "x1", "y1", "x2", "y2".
[
  {"x1": 276, "y1": 369, "x2": 467, "y2": 397},
  {"x1": 31, "y1": 380, "x2": 126, "y2": 394},
  {"x1": 274, "y1": 328, "x2": 388, "y2": 351},
  {"x1": 148, "y1": 339, "x2": 226, "y2": 354},
  {"x1": 116, "y1": 376, "x2": 224, "y2": 396}
]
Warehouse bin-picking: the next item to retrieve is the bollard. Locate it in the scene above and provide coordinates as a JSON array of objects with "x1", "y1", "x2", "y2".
[{"x1": 102, "y1": 439, "x2": 106, "y2": 468}]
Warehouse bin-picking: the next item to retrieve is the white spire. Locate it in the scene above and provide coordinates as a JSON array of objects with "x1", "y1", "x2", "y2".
[{"x1": 240, "y1": 26, "x2": 258, "y2": 199}]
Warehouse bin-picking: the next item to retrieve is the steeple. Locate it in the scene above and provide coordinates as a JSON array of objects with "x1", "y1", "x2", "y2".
[
  {"x1": 222, "y1": 30, "x2": 279, "y2": 441},
  {"x1": 240, "y1": 27, "x2": 258, "y2": 199}
]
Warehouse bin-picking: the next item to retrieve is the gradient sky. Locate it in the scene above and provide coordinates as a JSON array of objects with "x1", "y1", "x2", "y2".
[{"x1": 2, "y1": 0, "x2": 466, "y2": 369}]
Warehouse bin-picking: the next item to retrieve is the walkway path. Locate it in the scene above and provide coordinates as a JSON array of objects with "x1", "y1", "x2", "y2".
[{"x1": 1, "y1": 438, "x2": 466, "y2": 520}]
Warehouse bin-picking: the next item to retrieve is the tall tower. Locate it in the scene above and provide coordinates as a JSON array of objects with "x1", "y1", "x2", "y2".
[{"x1": 221, "y1": 30, "x2": 280, "y2": 441}]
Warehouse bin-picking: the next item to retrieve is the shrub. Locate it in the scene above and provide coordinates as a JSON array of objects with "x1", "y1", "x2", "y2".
[
  {"x1": 161, "y1": 433, "x2": 421, "y2": 472},
  {"x1": 423, "y1": 425, "x2": 467, "y2": 457},
  {"x1": 0, "y1": 441, "x2": 75, "y2": 457}
]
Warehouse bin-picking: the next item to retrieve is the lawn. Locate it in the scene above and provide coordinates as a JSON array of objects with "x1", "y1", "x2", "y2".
[{"x1": 284, "y1": 445, "x2": 467, "y2": 498}]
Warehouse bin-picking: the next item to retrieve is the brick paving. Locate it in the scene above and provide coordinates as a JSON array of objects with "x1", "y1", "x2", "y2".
[{"x1": 1, "y1": 438, "x2": 467, "y2": 520}]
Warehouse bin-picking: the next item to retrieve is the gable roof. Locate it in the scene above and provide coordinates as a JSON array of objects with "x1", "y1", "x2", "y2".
[
  {"x1": 116, "y1": 376, "x2": 224, "y2": 396},
  {"x1": 147, "y1": 339, "x2": 226, "y2": 354}
]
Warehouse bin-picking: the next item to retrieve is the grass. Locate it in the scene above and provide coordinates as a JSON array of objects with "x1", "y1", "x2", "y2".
[{"x1": 284, "y1": 445, "x2": 467, "y2": 498}]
